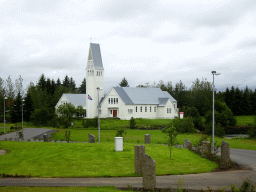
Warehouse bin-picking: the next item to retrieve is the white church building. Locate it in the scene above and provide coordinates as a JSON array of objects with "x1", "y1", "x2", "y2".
[{"x1": 56, "y1": 43, "x2": 179, "y2": 120}]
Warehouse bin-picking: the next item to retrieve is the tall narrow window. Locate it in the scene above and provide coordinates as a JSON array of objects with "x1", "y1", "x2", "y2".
[
  {"x1": 174, "y1": 104, "x2": 175, "y2": 108},
  {"x1": 116, "y1": 98, "x2": 118, "y2": 104},
  {"x1": 154, "y1": 106, "x2": 156, "y2": 112},
  {"x1": 136, "y1": 106, "x2": 137, "y2": 112},
  {"x1": 108, "y1": 98, "x2": 110, "y2": 104},
  {"x1": 145, "y1": 106, "x2": 147, "y2": 112},
  {"x1": 111, "y1": 98, "x2": 113, "y2": 104},
  {"x1": 150, "y1": 106, "x2": 151, "y2": 112},
  {"x1": 140, "y1": 106, "x2": 142, "y2": 112},
  {"x1": 114, "y1": 98, "x2": 115, "y2": 104}
]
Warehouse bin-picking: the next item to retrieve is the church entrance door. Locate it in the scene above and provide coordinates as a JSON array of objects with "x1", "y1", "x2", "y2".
[{"x1": 113, "y1": 110, "x2": 117, "y2": 117}]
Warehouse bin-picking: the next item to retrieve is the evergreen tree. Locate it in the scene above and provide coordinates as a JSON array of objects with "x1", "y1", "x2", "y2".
[
  {"x1": 10, "y1": 92, "x2": 22, "y2": 123},
  {"x1": 224, "y1": 87, "x2": 230, "y2": 108},
  {"x1": 62, "y1": 75, "x2": 70, "y2": 88},
  {"x1": 38, "y1": 74, "x2": 46, "y2": 91},
  {"x1": 46, "y1": 78, "x2": 52, "y2": 95},
  {"x1": 243, "y1": 86, "x2": 252, "y2": 115},
  {"x1": 70, "y1": 77, "x2": 76, "y2": 92},
  {"x1": 119, "y1": 77, "x2": 129, "y2": 87},
  {"x1": 234, "y1": 87, "x2": 243, "y2": 115},
  {"x1": 15, "y1": 75, "x2": 24, "y2": 97},
  {"x1": 56, "y1": 78, "x2": 61, "y2": 87},
  {"x1": 229, "y1": 86, "x2": 235, "y2": 115},
  {"x1": 78, "y1": 78, "x2": 86, "y2": 94},
  {"x1": 23, "y1": 92, "x2": 34, "y2": 121},
  {"x1": 51, "y1": 79, "x2": 56, "y2": 96}
]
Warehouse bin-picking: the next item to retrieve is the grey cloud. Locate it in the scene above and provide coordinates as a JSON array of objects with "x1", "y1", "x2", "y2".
[{"x1": 237, "y1": 38, "x2": 256, "y2": 49}]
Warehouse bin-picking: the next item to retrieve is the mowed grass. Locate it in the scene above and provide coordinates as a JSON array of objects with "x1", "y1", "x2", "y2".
[
  {"x1": 50, "y1": 129, "x2": 256, "y2": 150},
  {"x1": 0, "y1": 186, "x2": 133, "y2": 192},
  {"x1": 235, "y1": 116, "x2": 255, "y2": 126},
  {"x1": 0, "y1": 141, "x2": 218, "y2": 177}
]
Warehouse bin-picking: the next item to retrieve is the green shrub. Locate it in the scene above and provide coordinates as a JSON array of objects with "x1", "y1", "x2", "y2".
[
  {"x1": 248, "y1": 116, "x2": 256, "y2": 138},
  {"x1": 82, "y1": 117, "x2": 98, "y2": 128},
  {"x1": 58, "y1": 117, "x2": 71, "y2": 129},
  {"x1": 204, "y1": 122, "x2": 225, "y2": 138},
  {"x1": 129, "y1": 117, "x2": 137, "y2": 129},
  {"x1": 30, "y1": 107, "x2": 53, "y2": 126},
  {"x1": 168, "y1": 117, "x2": 196, "y2": 133},
  {"x1": 115, "y1": 129, "x2": 127, "y2": 138}
]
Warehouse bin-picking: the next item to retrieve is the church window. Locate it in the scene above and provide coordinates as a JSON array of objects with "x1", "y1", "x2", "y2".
[
  {"x1": 110, "y1": 110, "x2": 112, "y2": 114},
  {"x1": 174, "y1": 104, "x2": 175, "y2": 108},
  {"x1": 111, "y1": 98, "x2": 113, "y2": 104},
  {"x1": 128, "y1": 109, "x2": 133, "y2": 114},
  {"x1": 108, "y1": 98, "x2": 110, "y2": 104},
  {"x1": 167, "y1": 108, "x2": 171, "y2": 113},
  {"x1": 136, "y1": 106, "x2": 137, "y2": 112},
  {"x1": 96, "y1": 71, "x2": 98, "y2": 76},
  {"x1": 116, "y1": 98, "x2": 118, "y2": 104},
  {"x1": 92, "y1": 70, "x2": 94, "y2": 76},
  {"x1": 140, "y1": 106, "x2": 142, "y2": 112},
  {"x1": 145, "y1": 106, "x2": 147, "y2": 112},
  {"x1": 101, "y1": 71, "x2": 102, "y2": 76},
  {"x1": 114, "y1": 98, "x2": 115, "y2": 104},
  {"x1": 150, "y1": 106, "x2": 151, "y2": 112},
  {"x1": 154, "y1": 106, "x2": 156, "y2": 112}
]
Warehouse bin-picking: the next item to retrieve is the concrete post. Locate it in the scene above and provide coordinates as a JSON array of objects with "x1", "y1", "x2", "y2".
[{"x1": 134, "y1": 145, "x2": 145, "y2": 174}]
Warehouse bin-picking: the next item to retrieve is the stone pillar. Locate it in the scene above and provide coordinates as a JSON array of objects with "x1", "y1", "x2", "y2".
[
  {"x1": 43, "y1": 134, "x2": 49, "y2": 142},
  {"x1": 88, "y1": 134, "x2": 95, "y2": 143},
  {"x1": 134, "y1": 145, "x2": 145, "y2": 174},
  {"x1": 142, "y1": 153, "x2": 156, "y2": 190},
  {"x1": 145, "y1": 134, "x2": 150, "y2": 144},
  {"x1": 184, "y1": 139, "x2": 192, "y2": 150},
  {"x1": 201, "y1": 141, "x2": 211, "y2": 157},
  {"x1": 220, "y1": 141, "x2": 230, "y2": 169}
]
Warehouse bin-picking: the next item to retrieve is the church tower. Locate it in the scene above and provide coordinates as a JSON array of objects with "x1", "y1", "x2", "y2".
[{"x1": 86, "y1": 43, "x2": 104, "y2": 118}]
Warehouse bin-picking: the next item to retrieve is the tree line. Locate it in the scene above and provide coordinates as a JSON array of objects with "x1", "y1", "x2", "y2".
[{"x1": 0, "y1": 74, "x2": 86, "y2": 124}]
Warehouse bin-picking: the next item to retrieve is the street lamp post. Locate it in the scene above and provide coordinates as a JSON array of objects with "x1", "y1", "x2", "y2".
[
  {"x1": 212, "y1": 71, "x2": 220, "y2": 151},
  {"x1": 22, "y1": 99, "x2": 25, "y2": 129},
  {"x1": 97, "y1": 87, "x2": 102, "y2": 143},
  {"x1": 4, "y1": 97, "x2": 7, "y2": 133}
]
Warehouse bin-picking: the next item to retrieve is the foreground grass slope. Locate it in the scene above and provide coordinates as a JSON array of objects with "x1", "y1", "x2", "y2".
[{"x1": 0, "y1": 141, "x2": 218, "y2": 177}]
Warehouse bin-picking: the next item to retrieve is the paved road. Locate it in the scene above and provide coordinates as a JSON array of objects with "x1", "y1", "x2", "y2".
[
  {"x1": 0, "y1": 128, "x2": 57, "y2": 141},
  {"x1": 0, "y1": 170, "x2": 255, "y2": 190}
]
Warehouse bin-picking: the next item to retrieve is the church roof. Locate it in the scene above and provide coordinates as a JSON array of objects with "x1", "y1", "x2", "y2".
[
  {"x1": 114, "y1": 87, "x2": 177, "y2": 105},
  {"x1": 90, "y1": 43, "x2": 103, "y2": 70},
  {"x1": 63, "y1": 94, "x2": 87, "y2": 107}
]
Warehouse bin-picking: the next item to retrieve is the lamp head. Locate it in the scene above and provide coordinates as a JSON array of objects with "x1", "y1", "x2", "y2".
[
  {"x1": 212, "y1": 71, "x2": 221, "y2": 75},
  {"x1": 96, "y1": 87, "x2": 102, "y2": 90},
  {"x1": 4, "y1": 97, "x2": 7, "y2": 100}
]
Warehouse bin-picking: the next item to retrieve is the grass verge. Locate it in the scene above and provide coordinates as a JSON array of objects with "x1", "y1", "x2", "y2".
[{"x1": 0, "y1": 141, "x2": 218, "y2": 177}]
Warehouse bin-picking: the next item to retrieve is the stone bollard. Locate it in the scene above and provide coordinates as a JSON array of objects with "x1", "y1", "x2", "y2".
[
  {"x1": 142, "y1": 153, "x2": 156, "y2": 190},
  {"x1": 88, "y1": 134, "x2": 95, "y2": 143},
  {"x1": 134, "y1": 145, "x2": 145, "y2": 174},
  {"x1": 220, "y1": 141, "x2": 230, "y2": 169},
  {"x1": 43, "y1": 134, "x2": 49, "y2": 142},
  {"x1": 184, "y1": 139, "x2": 192, "y2": 150},
  {"x1": 145, "y1": 134, "x2": 150, "y2": 144},
  {"x1": 201, "y1": 141, "x2": 211, "y2": 157}
]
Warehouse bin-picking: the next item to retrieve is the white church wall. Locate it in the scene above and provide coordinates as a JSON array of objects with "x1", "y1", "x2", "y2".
[
  {"x1": 132, "y1": 105, "x2": 158, "y2": 119},
  {"x1": 55, "y1": 95, "x2": 68, "y2": 110}
]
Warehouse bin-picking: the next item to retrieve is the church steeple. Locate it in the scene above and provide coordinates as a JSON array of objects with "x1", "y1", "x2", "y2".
[{"x1": 86, "y1": 43, "x2": 104, "y2": 118}]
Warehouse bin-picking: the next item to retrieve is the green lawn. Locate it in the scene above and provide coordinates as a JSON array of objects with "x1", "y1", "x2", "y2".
[
  {"x1": 0, "y1": 141, "x2": 218, "y2": 178},
  {"x1": 235, "y1": 116, "x2": 255, "y2": 126},
  {"x1": 0, "y1": 186, "x2": 133, "y2": 192}
]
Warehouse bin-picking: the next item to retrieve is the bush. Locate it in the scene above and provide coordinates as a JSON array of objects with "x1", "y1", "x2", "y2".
[
  {"x1": 204, "y1": 122, "x2": 225, "y2": 138},
  {"x1": 248, "y1": 116, "x2": 256, "y2": 138},
  {"x1": 58, "y1": 116, "x2": 71, "y2": 128},
  {"x1": 83, "y1": 117, "x2": 98, "y2": 128},
  {"x1": 30, "y1": 107, "x2": 53, "y2": 126},
  {"x1": 129, "y1": 117, "x2": 137, "y2": 129},
  {"x1": 168, "y1": 117, "x2": 196, "y2": 133}
]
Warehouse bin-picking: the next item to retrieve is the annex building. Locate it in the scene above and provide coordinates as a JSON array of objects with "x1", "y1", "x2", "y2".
[{"x1": 56, "y1": 43, "x2": 179, "y2": 120}]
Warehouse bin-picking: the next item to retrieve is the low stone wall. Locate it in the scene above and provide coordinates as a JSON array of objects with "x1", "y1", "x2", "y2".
[
  {"x1": 183, "y1": 139, "x2": 192, "y2": 150},
  {"x1": 201, "y1": 141, "x2": 211, "y2": 157}
]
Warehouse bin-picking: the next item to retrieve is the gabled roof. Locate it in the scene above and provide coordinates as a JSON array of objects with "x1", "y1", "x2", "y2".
[
  {"x1": 113, "y1": 87, "x2": 177, "y2": 105},
  {"x1": 63, "y1": 94, "x2": 86, "y2": 107},
  {"x1": 89, "y1": 43, "x2": 103, "y2": 70}
]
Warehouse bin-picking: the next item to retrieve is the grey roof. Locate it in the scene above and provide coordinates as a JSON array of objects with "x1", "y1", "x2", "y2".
[
  {"x1": 63, "y1": 94, "x2": 86, "y2": 107},
  {"x1": 113, "y1": 87, "x2": 177, "y2": 105},
  {"x1": 90, "y1": 43, "x2": 103, "y2": 70}
]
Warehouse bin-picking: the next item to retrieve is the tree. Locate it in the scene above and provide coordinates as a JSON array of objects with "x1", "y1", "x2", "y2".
[
  {"x1": 119, "y1": 77, "x2": 129, "y2": 87},
  {"x1": 56, "y1": 78, "x2": 61, "y2": 87},
  {"x1": 78, "y1": 78, "x2": 86, "y2": 94},
  {"x1": 5, "y1": 76, "x2": 15, "y2": 99},
  {"x1": 10, "y1": 92, "x2": 22, "y2": 123},
  {"x1": 38, "y1": 74, "x2": 46, "y2": 91},
  {"x1": 30, "y1": 107, "x2": 53, "y2": 126},
  {"x1": 69, "y1": 77, "x2": 76, "y2": 92},
  {"x1": 15, "y1": 75, "x2": 24, "y2": 97},
  {"x1": 162, "y1": 125, "x2": 178, "y2": 159},
  {"x1": 76, "y1": 105, "x2": 86, "y2": 117},
  {"x1": 56, "y1": 103, "x2": 76, "y2": 120},
  {"x1": 62, "y1": 75, "x2": 70, "y2": 88},
  {"x1": 23, "y1": 92, "x2": 34, "y2": 122}
]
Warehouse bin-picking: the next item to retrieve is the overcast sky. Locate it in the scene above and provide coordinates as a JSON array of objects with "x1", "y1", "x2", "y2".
[{"x1": 1, "y1": 0, "x2": 256, "y2": 95}]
